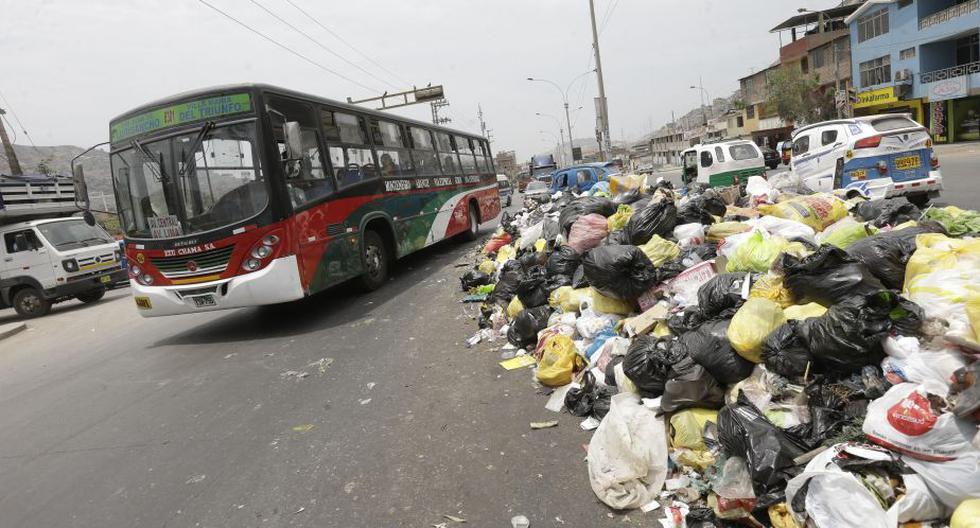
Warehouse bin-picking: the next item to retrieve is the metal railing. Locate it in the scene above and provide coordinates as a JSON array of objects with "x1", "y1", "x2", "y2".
[
  {"x1": 919, "y1": 0, "x2": 979, "y2": 29},
  {"x1": 920, "y1": 60, "x2": 980, "y2": 83}
]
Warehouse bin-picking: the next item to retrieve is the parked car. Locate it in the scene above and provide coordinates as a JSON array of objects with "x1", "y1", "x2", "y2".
[
  {"x1": 522, "y1": 180, "x2": 551, "y2": 204},
  {"x1": 681, "y1": 140, "x2": 766, "y2": 188},
  {"x1": 496, "y1": 174, "x2": 513, "y2": 207},
  {"x1": 760, "y1": 145, "x2": 781, "y2": 170},
  {"x1": 789, "y1": 114, "x2": 941, "y2": 205},
  {"x1": 549, "y1": 162, "x2": 619, "y2": 194}
]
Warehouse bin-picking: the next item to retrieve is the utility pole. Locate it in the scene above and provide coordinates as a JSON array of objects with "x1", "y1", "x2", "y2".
[
  {"x1": 430, "y1": 99, "x2": 451, "y2": 125},
  {"x1": 0, "y1": 108, "x2": 23, "y2": 176},
  {"x1": 588, "y1": 0, "x2": 612, "y2": 160}
]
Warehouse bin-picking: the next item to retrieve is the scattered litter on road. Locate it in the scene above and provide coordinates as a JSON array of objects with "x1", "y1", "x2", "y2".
[
  {"x1": 291, "y1": 424, "x2": 315, "y2": 433},
  {"x1": 307, "y1": 357, "x2": 334, "y2": 373},
  {"x1": 359, "y1": 398, "x2": 372, "y2": 405},
  {"x1": 185, "y1": 474, "x2": 206, "y2": 484},
  {"x1": 293, "y1": 507, "x2": 305, "y2": 514},
  {"x1": 442, "y1": 513, "x2": 467, "y2": 523},
  {"x1": 223, "y1": 353, "x2": 237, "y2": 359},
  {"x1": 510, "y1": 514, "x2": 530, "y2": 528},
  {"x1": 458, "y1": 175, "x2": 980, "y2": 525},
  {"x1": 280, "y1": 370, "x2": 309, "y2": 380}
]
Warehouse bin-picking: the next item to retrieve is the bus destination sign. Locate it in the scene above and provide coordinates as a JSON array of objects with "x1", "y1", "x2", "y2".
[{"x1": 111, "y1": 93, "x2": 252, "y2": 143}]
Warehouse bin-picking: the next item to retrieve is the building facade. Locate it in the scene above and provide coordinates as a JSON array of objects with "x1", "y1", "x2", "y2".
[
  {"x1": 847, "y1": 0, "x2": 980, "y2": 142},
  {"x1": 494, "y1": 150, "x2": 518, "y2": 177},
  {"x1": 650, "y1": 128, "x2": 687, "y2": 167}
]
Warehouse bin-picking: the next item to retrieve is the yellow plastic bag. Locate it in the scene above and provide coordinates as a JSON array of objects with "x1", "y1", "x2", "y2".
[
  {"x1": 749, "y1": 273, "x2": 796, "y2": 308},
  {"x1": 951, "y1": 498, "x2": 980, "y2": 528},
  {"x1": 534, "y1": 239, "x2": 547, "y2": 253},
  {"x1": 590, "y1": 288, "x2": 636, "y2": 316},
  {"x1": 674, "y1": 448, "x2": 715, "y2": 471},
  {"x1": 758, "y1": 193, "x2": 848, "y2": 232},
  {"x1": 535, "y1": 334, "x2": 585, "y2": 387},
  {"x1": 607, "y1": 204, "x2": 633, "y2": 232},
  {"x1": 477, "y1": 259, "x2": 496, "y2": 275},
  {"x1": 728, "y1": 298, "x2": 786, "y2": 363},
  {"x1": 768, "y1": 503, "x2": 800, "y2": 528},
  {"x1": 726, "y1": 232, "x2": 790, "y2": 272},
  {"x1": 638, "y1": 235, "x2": 681, "y2": 267},
  {"x1": 495, "y1": 244, "x2": 516, "y2": 264},
  {"x1": 669, "y1": 408, "x2": 718, "y2": 451},
  {"x1": 905, "y1": 234, "x2": 980, "y2": 346},
  {"x1": 706, "y1": 221, "x2": 752, "y2": 242},
  {"x1": 608, "y1": 174, "x2": 646, "y2": 197},
  {"x1": 507, "y1": 296, "x2": 524, "y2": 320},
  {"x1": 652, "y1": 320, "x2": 671, "y2": 338},
  {"x1": 549, "y1": 286, "x2": 591, "y2": 312},
  {"x1": 784, "y1": 302, "x2": 827, "y2": 320}
]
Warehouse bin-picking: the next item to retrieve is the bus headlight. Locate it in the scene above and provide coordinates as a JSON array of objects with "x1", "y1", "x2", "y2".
[
  {"x1": 262, "y1": 234, "x2": 280, "y2": 246},
  {"x1": 141, "y1": 274, "x2": 154, "y2": 285},
  {"x1": 252, "y1": 244, "x2": 272, "y2": 259},
  {"x1": 62, "y1": 258, "x2": 79, "y2": 272},
  {"x1": 129, "y1": 264, "x2": 142, "y2": 277},
  {"x1": 242, "y1": 258, "x2": 262, "y2": 272}
]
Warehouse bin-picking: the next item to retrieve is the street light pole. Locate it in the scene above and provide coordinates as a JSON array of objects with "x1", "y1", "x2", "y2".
[
  {"x1": 535, "y1": 112, "x2": 566, "y2": 166},
  {"x1": 528, "y1": 70, "x2": 593, "y2": 165}
]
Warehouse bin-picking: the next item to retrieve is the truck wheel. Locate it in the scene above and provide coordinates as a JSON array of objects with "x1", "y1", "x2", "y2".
[
  {"x1": 359, "y1": 230, "x2": 389, "y2": 291},
  {"x1": 76, "y1": 288, "x2": 106, "y2": 304},
  {"x1": 907, "y1": 192, "x2": 930, "y2": 208},
  {"x1": 13, "y1": 287, "x2": 51, "y2": 318}
]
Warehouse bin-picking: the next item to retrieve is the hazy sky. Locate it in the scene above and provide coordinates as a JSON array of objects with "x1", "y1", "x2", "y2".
[{"x1": 2, "y1": 0, "x2": 838, "y2": 159}]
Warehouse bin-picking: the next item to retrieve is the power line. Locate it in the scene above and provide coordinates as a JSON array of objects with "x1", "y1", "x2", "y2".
[
  {"x1": 0, "y1": 89, "x2": 40, "y2": 152},
  {"x1": 599, "y1": 0, "x2": 620, "y2": 34},
  {"x1": 196, "y1": 0, "x2": 378, "y2": 93},
  {"x1": 281, "y1": 0, "x2": 411, "y2": 87},
  {"x1": 246, "y1": 0, "x2": 395, "y2": 91}
]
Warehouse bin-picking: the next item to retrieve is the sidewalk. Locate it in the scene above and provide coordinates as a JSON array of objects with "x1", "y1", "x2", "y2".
[{"x1": 0, "y1": 322, "x2": 26, "y2": 342}]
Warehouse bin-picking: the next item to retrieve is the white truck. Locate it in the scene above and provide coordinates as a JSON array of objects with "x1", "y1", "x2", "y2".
[{"x1": 0, "y1": 175, "x2": 126, "y2": 318}]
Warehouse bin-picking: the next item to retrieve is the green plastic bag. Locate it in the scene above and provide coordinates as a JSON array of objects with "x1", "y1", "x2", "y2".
[
  {"x1": 606, "y1": 204, "x2": 634, "y2": 232},
  {"x1": 822, "y1": 222, "x2": 878, "y2": 248},
  {"x1": 726, "y1": 232, "x2": 789, "y2": 273},
  {"x1": 924, "y1": 206, "x2": 980, "y2": 237}
]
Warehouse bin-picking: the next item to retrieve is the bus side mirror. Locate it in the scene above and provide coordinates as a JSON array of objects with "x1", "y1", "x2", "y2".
[
  {"x1": 72, "y1": 163, "x2": 90, "y2": 211},
  {"x1": 83, "y1": 210, "x2": 96, "y2": 227},
  {"x1": 283, "y1": 122, "x2": 303, "y2": 161}
]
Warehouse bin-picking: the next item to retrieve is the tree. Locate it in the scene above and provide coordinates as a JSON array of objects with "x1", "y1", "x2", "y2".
[{"x1": 766, "y1": 67, "x2": 837, "y2": 125}]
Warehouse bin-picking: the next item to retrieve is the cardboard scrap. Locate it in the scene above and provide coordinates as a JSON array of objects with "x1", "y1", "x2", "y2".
[{"x1": 499, "y1": 355, "x2": 536, "y2": 370}]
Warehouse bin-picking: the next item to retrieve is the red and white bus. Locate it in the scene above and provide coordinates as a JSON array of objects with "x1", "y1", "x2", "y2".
[{"x1": 82, "y1": 84, "x2": 500, "y2": 316}]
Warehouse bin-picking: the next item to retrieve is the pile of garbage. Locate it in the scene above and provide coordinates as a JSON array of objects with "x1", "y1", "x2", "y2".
[{"x1": 459, "y1": 174, "x2": 980, "y2": 527}]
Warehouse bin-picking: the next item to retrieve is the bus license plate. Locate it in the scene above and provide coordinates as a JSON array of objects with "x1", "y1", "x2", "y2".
[
  {"x1": 850, "y1": 169, "x2": 867, "y2": 180},
  {"x1": 134, "y1": 296, "x2": 152, "y2": 310},
  {"x1": 191, "y1": 295, "x2": 217, "y2": 308},
  {"x1": 100, "y1": 274, "x2": 112, "y2": 284},
  {"x1": 895, "y1": 155, "x2": 921, "y2": 170}
]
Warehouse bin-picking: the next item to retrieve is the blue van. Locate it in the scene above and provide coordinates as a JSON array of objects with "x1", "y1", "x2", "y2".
[{"x1": 549, "y1": 162, "x2": 620, "y2": 194}]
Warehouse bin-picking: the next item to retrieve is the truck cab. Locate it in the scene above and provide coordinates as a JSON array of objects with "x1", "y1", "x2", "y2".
[{"x1": 0, "y1": 218, "x2": 126, "y2": 317}]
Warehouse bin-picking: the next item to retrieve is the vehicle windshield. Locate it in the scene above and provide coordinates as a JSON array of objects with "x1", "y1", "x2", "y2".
[
  {"x1": 110, "y1": 121, "x2": 267, "y2": 239},
  {"x1": 36, "y1": 220, "x2": 115, "y2": 249},
  {"x1": 729, "y1": 143, "x2": 760, "y2": 160},
  {"x1": 526, "y1": 181, "x2": 548, "y2": 191}
]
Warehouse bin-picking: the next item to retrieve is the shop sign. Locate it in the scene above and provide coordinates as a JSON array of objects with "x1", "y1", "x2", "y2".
[
  {"x1": 926, "y1": 77, "x2": 968, "y2": 102},
  {"x1": 930, "y1": 101, "x2": 947, "y2": 143},
  {"x1": 854, "y1": 87, "x2": 898, "y2": 109}
]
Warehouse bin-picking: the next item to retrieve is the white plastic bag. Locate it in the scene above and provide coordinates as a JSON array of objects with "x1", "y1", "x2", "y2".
[
  {"x1": 881, "y1": 348, "x2": 966, "y2": 387},
  {"x1": 718, "y1": 228, "x2": 767, "y2": 259},
  {"x1": 888, "y1": 473, "x2": 951, "y2": 523},
  {"x1": 575, "y1": 307, "x2": 619, "y2": 340},
  {"x1": 863, "y1": 381, "x2": 975, "y2": 461},
  {"x1": 883, "y1": 335, "x2": 921, "y2": 359},
  {"x1": 673, "y1": 222, "x2": 705, "y2": 249},
  {"x1": 903, "y1": 449, "x2": 980, "y2": 509},
  {"x1": 587, "y1": 392, "x2": 668, "y2": 510},
  {"x1": 753, "y1": 215, "x2": 816, "y2": 244},
  {"x1": 518, "y1": 221, "x2": 543, "y2": 249},
  {"x1": 745, "y1": 175, "x2": 775, "y2": 202}
]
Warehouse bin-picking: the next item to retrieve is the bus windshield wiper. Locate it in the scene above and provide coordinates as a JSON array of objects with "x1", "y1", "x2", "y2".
[
  {"x1": 131, "y1": 139, "x2": 164, "y2": 182},
  {"x1": 178, "y1": 121, "x2": 215, "y2": 177}
]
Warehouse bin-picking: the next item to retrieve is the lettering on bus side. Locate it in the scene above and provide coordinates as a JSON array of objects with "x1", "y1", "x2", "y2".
[
  {"x1": 415, "y1": 178, "x2": 431, "y2": 189},
  {"x1": 384, "y1": 179, "x2": 412, "y2": 192},
  {"x1": 464, "y1": 175, "x2": 481, "y2": 184},
  {"x1": 162, "y1": 243, "x2": 217, "y2": 257},
  {"x1": 433, "y1": 177, "x2": 453, "y2": 187}
]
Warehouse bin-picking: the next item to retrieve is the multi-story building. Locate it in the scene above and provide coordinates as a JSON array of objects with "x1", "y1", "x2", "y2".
[
  {"x1": 494, "y1": 150, "x2": 517, "y2": 177},
  {"x1": 847, "y1": 0, "x2": 980, "y2": 143},
  {"x1": 650, "y1": 127, "x2": 687, "y2": 167}
]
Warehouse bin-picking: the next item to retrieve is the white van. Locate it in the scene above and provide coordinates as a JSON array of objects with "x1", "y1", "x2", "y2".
[
  {"x1": 789, "y1": 114, "x2": 942, "y2": 205},
  {"x1": 681, "y1": 140, "x2": 767, "y2": 188},
  {"x1": 0, "y1": 217, "x2": 126, "y2": 317}
]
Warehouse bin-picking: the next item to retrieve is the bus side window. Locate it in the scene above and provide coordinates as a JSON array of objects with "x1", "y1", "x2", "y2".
[
  {"x1": 266, "y1": 95, "x2": 332, "y2": 208},
  {"x1": 435, "y1": 132, "x2": 459, "y2": 175},
  {"x1": 700, "y1": 150, "x2": 713, "y2": 168},
  {"x1": 409, "y1": 127, "x2": 441, "y2": 177},
  {"x1": 321, "y1": 108, "x2": 378, "y2": 189},
  {"x1": 455, "y1": 135, "x2": 477, "y2": 175},
  {"x1": 373, "y1": 120, "x2": 415, "y2": 178}
]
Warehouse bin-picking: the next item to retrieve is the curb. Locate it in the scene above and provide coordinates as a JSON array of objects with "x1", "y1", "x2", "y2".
[{"x1": 0, "y1": 322, "x2": 27, "y2": 341}]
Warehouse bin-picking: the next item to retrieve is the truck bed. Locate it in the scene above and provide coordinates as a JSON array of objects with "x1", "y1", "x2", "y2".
[{"x1": 0, "y1": 176, "x2": 79, "y2": 224}]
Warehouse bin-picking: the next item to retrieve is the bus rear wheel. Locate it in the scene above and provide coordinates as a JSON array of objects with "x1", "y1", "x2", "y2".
[
  {"x1": 359, "y1": 230, "x2": 389, "y2": 291},
  {"x1": 459, "y1": 203, "x2": 480, "y2": 242},
  {"x1": 13, "y1": 287, "x2": 51, "y2": 318}
]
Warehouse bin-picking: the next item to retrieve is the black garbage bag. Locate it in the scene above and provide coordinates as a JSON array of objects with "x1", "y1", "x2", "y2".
[
  {"x1": 558, "y1": 196, "x2": 616, "y2": 235},
  {"x1": 582, "y1": 245, "x2": 658, "y2": 300},
  {"x1": 544, "y1": 274, "x2": 572, "y2": 291},
  {"x1": 675, "y1": 319, "x2": 754, "y2": 384},
  {"x1": 612, "y1": 188, "x2": 642, "y2": 205},
  {"x1": 571, "y1": 263, "x2": 589, "y2": 289},
  {"x1": 600, "y1": 229, "x2": 632, "y2": 247},
  {"x1": 490, "y1": 260, "x2": 524, "y2": 306},
  {"x1": 516, "y1": 265, "x2": 550, "y2": 308},
  {"x1": 677, "y1": 191, "x2": 725, "y2": 225},
  {"x1": 846, "y1": 224, "x2": 945, "y2": 290},
  {"x1": 893, "y1": 296, "x2": 925, "y2": 336},
  {"x1": 781, "y1": 245, "x2": 885, "y2": 306},
  {"x1": 684, "y1": 243, "x2": 718, "y2": 262},
  {"x1": 799, "y1": 291, "x2": 899, "y2": 374},
  {"x1": 459, "y1": 270, "x2": 492, "y2": 291},
  {"x1": 625, "y1": 200, "x2": 677, "y2": 245},
  {"x1": 623, "y1": 335, "x2": 681, "y2": 397},
  {"x1": 853, "y1": 198, "x2": 921, "y2": 227},
  {"x1": 604, "y1": 355, "x2": 625, "y2": 387},
  {"x1": 762, "y1": 320, "x2": 813, "y2": 378},
  {"x1": 546, "y1": 245, "x2": 581, "y2": 278},
  {"x1": 517, "y1": 248, "x2": 545, "y2": 269},
  {"x1": 660, "y1": 355, "x2": 726, "y2": 413},
  {"x1": 541, "y1": 217, "x2": 560, "y2": 242},
  {"x1": 506, "y1": 306, "x2": 552, "y2": 348},
  {"x1": 685, "y1": 507, "x2": 718, "y2": 528},
  {"x1": 667, "y1": 306, "x2": 708, "y2": 335},
  {"x1": 717, "y1": 393, "x2": 810, "y2": 494},
  {"x1": 698, "y1": 272, "x2": 754, "y2": 318},
  {"x1": 565, "y1": 371, "x2": 615, "y2": 419},
  {"x1": 654, "y1": 258, "x2": 689, "y2": 283}
]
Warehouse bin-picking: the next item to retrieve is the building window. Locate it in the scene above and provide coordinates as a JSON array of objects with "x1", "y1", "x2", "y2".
[
  {"x1": 859, "y1": 55, "x2": 892, "y2": 87},
  {"x1": 736, "y1": 116, "x2": 744, "y2": 127},
  {"x1": 956, "y1": 33, "x2": 979, "y2": 66},
  {"x1": 746, "y1": 104, "x2": 756, "y2": 119},
  {"x1": 857, "y1": 7, "x2": 889, "y2": 43},
  {"x1": 899, "y1": 47, "x2": 916, "y2": 61},
  {"x1": 812, "y1": 46, "x2": 826, "y2": 69}
]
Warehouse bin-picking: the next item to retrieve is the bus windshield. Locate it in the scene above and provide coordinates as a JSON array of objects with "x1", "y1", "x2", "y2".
[{"x1": 110, "y1": 121, "x2": 267, "y2": 239}]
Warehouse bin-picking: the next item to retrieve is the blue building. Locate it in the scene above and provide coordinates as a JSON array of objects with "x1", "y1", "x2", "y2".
[{"x1": 847, "y1": 0, "x2": 980, "y2": 143}]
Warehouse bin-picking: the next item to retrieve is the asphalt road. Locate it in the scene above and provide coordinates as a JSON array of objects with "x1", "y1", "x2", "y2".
[{"x1": 0, "y1": 215, "x2": 619, "y2": 528}]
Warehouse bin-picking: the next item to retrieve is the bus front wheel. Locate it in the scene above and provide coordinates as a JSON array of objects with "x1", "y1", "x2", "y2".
[{"x1": 359, "y1": 230, "x2": 389, "y2": 291}]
